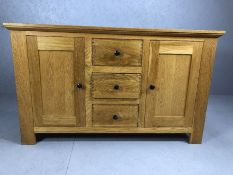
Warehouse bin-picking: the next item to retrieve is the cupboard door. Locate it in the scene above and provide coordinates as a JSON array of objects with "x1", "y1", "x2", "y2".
[
  {"x1": 27, "y1": 36, "x2": 85, "y2": 127},
  {"x1": 145, "y1": 41, "x2": 203, "y2": 127}
]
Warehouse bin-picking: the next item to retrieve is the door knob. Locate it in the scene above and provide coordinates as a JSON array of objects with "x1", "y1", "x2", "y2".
[
  {"x1": 149, "y1": 84, "x2": 156, "y2": 90},
  {"x1": 113, "y1": 84, "x2": 120, "y2": 90},
  {"x1": 114, "y1": 50, "x2": 121, "y2": 56},
  {"x1": 112, "y1": 114, "x2": 119, "y2": 120},
  {"x1": 76, "y1": 83, "x2": 83, "y2": 89}
]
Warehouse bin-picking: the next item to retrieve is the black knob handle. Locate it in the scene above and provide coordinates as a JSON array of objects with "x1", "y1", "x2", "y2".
[
  {"x1": 76, "y1": 83, "x2": 83, "y2": 89},
  {"x1": 112, "y1": 114, "x2": 119, "y2": 120},
  {"x1": 149, "y1": 84, "x2": 155, "y2": 90},
  {"x1": 114, "y1": 50, "x2": 121, "y2": 56},
  {"x1": 113, "y1": 84, "x2": 120, "y2": 90}
]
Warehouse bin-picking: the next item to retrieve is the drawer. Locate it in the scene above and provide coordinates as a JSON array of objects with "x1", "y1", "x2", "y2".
[
  {"x1": 91, "y1": 73, "x2": 141, "y2": 98},
  {"x1": 93, "y1": 105, "x2": 138, "y2": 127},
  {"x1": 92, "y1": 39, "x2": 142, "y2": 66}
]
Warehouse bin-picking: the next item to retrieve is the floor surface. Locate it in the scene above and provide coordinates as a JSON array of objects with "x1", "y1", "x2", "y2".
[{"x1": 0, "y1": 95, "x2": 233, "y2": 175}]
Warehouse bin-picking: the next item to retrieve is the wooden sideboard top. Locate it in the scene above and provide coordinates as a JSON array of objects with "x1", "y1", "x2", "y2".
[{"x1": 3, "y1": 23, "x2": 225, "y2": 38}]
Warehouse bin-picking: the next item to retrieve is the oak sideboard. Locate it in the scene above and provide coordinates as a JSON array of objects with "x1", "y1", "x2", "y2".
[{"x1": 3, "y1": 23, "x2": 225, "y2": 144}]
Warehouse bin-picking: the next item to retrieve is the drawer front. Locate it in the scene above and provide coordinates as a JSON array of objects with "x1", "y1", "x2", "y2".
[
  {"x1": 92, "y1": 73, "x2": 141, "y2": 98},
  {"x1": 93, "y1": 105, "x2": 138, "y2": 127},
  {"x1": 92, "y1": 39, "x2": 142, "y2": 66}
]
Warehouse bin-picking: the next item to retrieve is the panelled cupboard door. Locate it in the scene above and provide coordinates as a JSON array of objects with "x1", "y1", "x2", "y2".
[
  {"x1": 145, "y1": 41, "x2": 203, "y2": 127},
  {"x1": 27, "y1": 36, "x2": 85, "y2": 127}
]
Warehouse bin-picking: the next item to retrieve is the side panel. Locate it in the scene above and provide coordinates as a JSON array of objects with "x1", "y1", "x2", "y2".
[
  {"x1": 11, "y1": 31, "x2": 36, "y2": 144},
  {"x1": 190, "y1": 39, "x2": 218, "y2": 144}
]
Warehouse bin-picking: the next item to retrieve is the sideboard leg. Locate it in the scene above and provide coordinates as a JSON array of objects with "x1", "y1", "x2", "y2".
[
  {"x1": 11, "y1": 31, "x2": 37, "y2": 145},
  {"x1": 189, "y1": 39, "x2": 218, "y2": 145},
  {"x1": 189, "y1": 132, "x2": 202, "y2": 144},
  {"x1": 21, "y1": 131, "x2": 36, "y2": 145}
]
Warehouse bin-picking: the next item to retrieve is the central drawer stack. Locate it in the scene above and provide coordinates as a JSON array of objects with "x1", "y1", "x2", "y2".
[{"x1": 90, "y1": 38, "x2": 143, "y2": 128}]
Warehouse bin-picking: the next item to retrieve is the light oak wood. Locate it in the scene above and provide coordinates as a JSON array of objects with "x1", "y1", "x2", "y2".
[
  {"x1": 27, "y1": 36, "x2": 43, "y2": 126},
  {"x1": 92, "y1": 99, "x2": 139, "y2": 104},
  {"x1": 27, "y1": 36, "x2": 85, "y2": 127},
  {"x1": 39, "y1": 51, "x2": 76, "y2": 126},
  {"x1": 34, "y1": 126, "x2": 192, "y2": 133},
  {"x1": 85, "y1": 37, "x2": 93, "y2": 127},
  {"x1": 92, "y1": 39, "x2": 142, "y2": 66},
  {"x1": 159, "y1": 41, "x2": 194, "y2": 54},
  {"x1": 93, "y1": 105, "x2": 138, "y2": 127},
  {"x1": 74, "y1": 38, "x2": 86, "y2": 126},
  {"x1": 138, "y1": 39, "x2": 150, "y2": 127},
  {"x1": 145, "y1": 41, "x2": 203, "y2": 127},
  {"x1": 4, "y1": 23, "x2": 225, "y2": 37},
  {"x1": 92, "y1": 66, "x2": 142, "y2": 74},
  {"x1": 37, "y1": 36, "x2": 74, "y2": 50},
  {"x1": 10, "y1": 31, "x2": 36, "y2": 144},
  {"x1": 4, "y1": 23, "x2": 224, "y2": 144},
  {"x1": 24, "y1": 31, "x2": 207, "y2": 41},
  {"x1": 189, "y1": 39, "x2": 218, "y2": 144},
  {"x1": 42, "y1": 115, "x2": 76, "y2": 126},
  {"x1": 91, "y1": 73, "x2": 141, "y2": 99}
]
